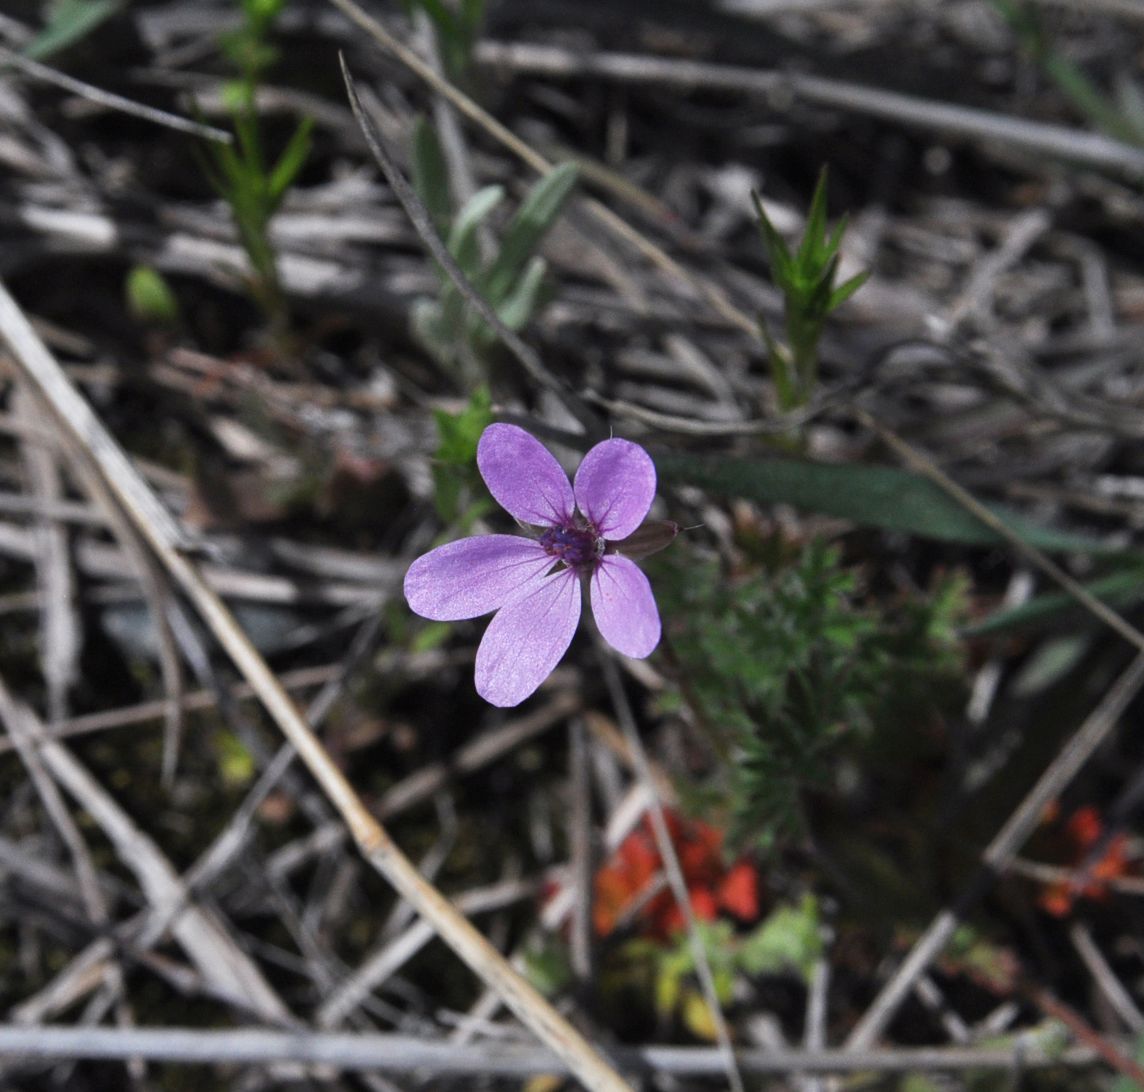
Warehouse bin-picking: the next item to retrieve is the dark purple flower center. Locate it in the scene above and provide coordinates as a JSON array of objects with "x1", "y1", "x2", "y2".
[{"x1": 539, "y1": 524, "x2": 603, "y2": 570}]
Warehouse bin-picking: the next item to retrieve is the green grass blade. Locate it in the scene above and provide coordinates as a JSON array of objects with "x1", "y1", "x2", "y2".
[
  {"x1": 412, "y1": 117, "x2": 453, "y2": 236},
  {"x1": 446, "y1": 185, "x2": 503, "y2": 259},
  {"x1": 25, "y1": 0, "x2": 120, "y2": 60},
  {"x1": 657, "y1": 452, "x2": 1127, "y2": 554},
  {"x1": 482, "y1": 163, "x2": 578, "y2": 304},
  {"x1": 752, "y1": 191, "x2": 792, "y2": 274},
  {"x1": 267, "y1": 116, "x2": 314, "y2": 207},
  {"x1": 828, "y1": 270, "x2": 870, "y2": 310},
  {"x1": 492, "y1": 255, "x2": 547, "y2": 331},
  {"x1": 964, "y1": 567, "x2": 1144, "y2": 636},
  {"x1": 798, "y1": 167, "x2": 830, "y2": 266}
]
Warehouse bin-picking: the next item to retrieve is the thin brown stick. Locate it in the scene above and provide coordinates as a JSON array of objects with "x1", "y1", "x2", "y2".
[{"x1": 0, "y1": 278, "x2": 632, "y2": 1091}]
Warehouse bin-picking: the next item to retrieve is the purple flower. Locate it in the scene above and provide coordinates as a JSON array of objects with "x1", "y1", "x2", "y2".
[{"x1": 404, "y1": 423, "x2": 665, "y2": 707}]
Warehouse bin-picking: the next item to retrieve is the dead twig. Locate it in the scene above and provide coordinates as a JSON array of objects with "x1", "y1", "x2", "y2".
[{"x1": 0, "y1": 1024, "x2": 1106, "y2": 1076}]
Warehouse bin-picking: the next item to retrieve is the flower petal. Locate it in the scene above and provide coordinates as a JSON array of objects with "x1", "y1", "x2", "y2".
[
  {"x1": 404, "y1": 535, "x2": 552, "y2": 620},
  {"x1": 590, "y1": 555, "x2": 660, "y2": 658},
  {"x1": 573, "y1": 438, "x2": 656, "y2": 540},
  {"x1": 477, "y1": 423, "x2": 574, "y2": 527},
  {"x1": 475, "y1": 568, "x2": 580, "y2": 707}
]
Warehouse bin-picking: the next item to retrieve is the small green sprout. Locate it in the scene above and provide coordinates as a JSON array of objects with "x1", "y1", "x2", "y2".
[
  {"x1": 196, "y1": 0, "x2": 312, "y2": 339},
  {"x1": 753, "y1": 168, "x2": 868, "y2": 412},
  {"x1": 125, "y1": 265, "x2": 180, "y2": 326},
  {"x1": 410, "y1": 119, "x2": 579, "y2": 382},
  {"x1": 431, "y1": 385, "x2": 493, "y2": 524}
]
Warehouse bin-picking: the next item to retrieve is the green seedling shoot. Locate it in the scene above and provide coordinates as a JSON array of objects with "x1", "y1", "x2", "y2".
[
  {"x1": 197, "y1": 0, "x2": 312, "y2": 339},
  {"x1": 753, "y1": 168, "x2": 868, "y2": 413},
  {"x1": 411, "y1": 118, "x2": 578, "y2": 383}
]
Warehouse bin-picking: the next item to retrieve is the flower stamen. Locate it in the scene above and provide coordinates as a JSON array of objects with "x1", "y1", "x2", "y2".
[{"x1": 539, "y1": 524, "x2": 604, "y2": 570}]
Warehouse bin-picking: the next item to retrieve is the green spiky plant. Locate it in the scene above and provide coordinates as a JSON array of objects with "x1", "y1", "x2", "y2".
[
  {"x1": 753, "y1": 168, "x2": 868, "y2": 413},
  {"x1": 197, "y1": 0, "x2": 312, "y2": 340}
]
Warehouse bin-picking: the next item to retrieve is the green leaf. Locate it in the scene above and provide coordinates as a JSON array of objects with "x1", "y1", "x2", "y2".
[
  {"x1": 964, "y1": 566, "x2": 1144, "y2": 636},
  {"x1": 751, "y1": 191, "x2": 792, "y2": 275},
  {"x1": 798, "y1": 168, "x2": 830, "y2": 266},
  {"x1": 827, "y1": 269, "x2": 870, "y2": 310},
  {"x1": 267, "y1": 116, "x2": 314, "y2": 207},
  {"x1": 824, "y1": 211, "x2": 850, "y2": 262},
  {"x1": 740, "y1": 895, "x2": 822, "y2": 980},
  {"x1": 412, "y1": 117, "x2": 453, "y2": 236},
  {"x1": 125, "y1": 266, "x2": 180, "y2": 324},
  {"x1": 434, "y1": 386, "x2": 492, "y2": 465},
  {"x1": 492, "y1": 255, "x2": 548, "y2": 331},
  {"x1": 446, "y1": 185, "x2": 504, "y2": 265},
  {"x1": 657, "y1": 452, "x2": 1126, "y2": 554},
  {"x1": 483, "y1": 163, "x2": 579, "y2": 305},
  {"x1": 25, "y1": 0, "x2": 120, "y2": 60},
  {"x1": 215, "y1": 729, "x2": 255, "y2": 787}
]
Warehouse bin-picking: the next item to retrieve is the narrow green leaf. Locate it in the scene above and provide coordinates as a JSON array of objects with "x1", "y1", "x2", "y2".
[
  {"x1": 798, "y1": 167, "x2": 830, "y2": 266},
  {"x1": 964, "y1": 567, "x2": 1144, "y2": 636},
  {"x1": 492, "y1": 255, "x2": 547, "y2": 331},
  {"x1": 483, "y1": 163, "x2": 579, "y2": 304},
  {"x1": 267, "y1": 116, "x2": 313, "y2": 207},
  {"x1": 828, "y1": 270, "x2": 870, "y2": 310},
  {"x1": 411, "y1": 117, "x2": 453, "y2": 235},
  {"x1": 25, "y1": 0, "x2": 120, "y2": 60},
  {"x1": 825, "y1": 211, "x2": 850, "y2": 260},
  {"x1": 656, "y1": 452, "x2": 1126, "y2": 554},
  {"x1": 446, "y1": 185, "x2": 503, "y2": 259},
  {"x1": 752, "y1": 191, "x2": 792, "y2": 272}
]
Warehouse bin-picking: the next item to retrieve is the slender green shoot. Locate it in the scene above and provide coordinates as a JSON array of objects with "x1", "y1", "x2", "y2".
[
  {"x1": 411, "y1": 118, "x2": 578, "y2": 382},
  {"x1": 197, "y1": 0, "x2": 312, "y2": 339},
  {"x1": 753, "y1": 168, "x2": 868, "y2": 413}
]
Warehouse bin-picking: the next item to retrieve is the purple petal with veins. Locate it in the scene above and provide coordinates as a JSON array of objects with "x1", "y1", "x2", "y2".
[
  {"x1": 590, "y1": 555, "x2": 661, "y2": 658},
  {"x1": 403, "y1": 535, "x2": 552, "y2": 621},
  {"x1": 477, "y1": 423, "x2": 574, "y2": 528},
  {"x1": 574, "y1": 438, "x2": 656, "y2": 540},
  {"x1": 475, "y1": 567, "x2": 581, "y2": 707}
]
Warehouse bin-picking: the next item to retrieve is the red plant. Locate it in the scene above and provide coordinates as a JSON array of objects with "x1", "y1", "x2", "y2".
[
  {"x1": 594, "y1": 810, "x2": 760, "y2": 940},
  {"x1": 1039, "y1": 805, "x2": 1132, "y2": 918}
]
